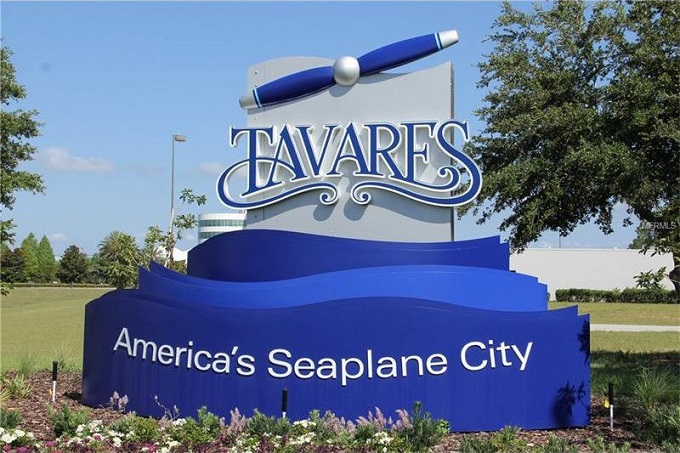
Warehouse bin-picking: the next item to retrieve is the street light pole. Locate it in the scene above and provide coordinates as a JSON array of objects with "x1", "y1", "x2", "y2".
[{"x1": 170, "y1": 134, "x2": 187, "y2": 248}]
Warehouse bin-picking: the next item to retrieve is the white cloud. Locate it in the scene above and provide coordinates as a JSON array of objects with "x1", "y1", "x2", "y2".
[
  {"x1": 41, "y1": 147, "x2": 114, "y2": 172},
  {"x1": 48, "y1": 233, "x2": 68, "y2": 243},
  {"x1": 198, "y1": 162, "x2": 226, "y2": 176}
]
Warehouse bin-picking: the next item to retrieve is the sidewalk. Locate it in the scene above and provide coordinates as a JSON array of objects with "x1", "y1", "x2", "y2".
[{"x1": 591, "y1": 324, "x2": 680, "y2": 332}]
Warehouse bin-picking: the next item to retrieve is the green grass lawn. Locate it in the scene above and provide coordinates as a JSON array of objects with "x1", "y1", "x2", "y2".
[
  {"x1": 591, "y1": 331, "x2": 679, "y2": 352},
  {"x1": 1, "y1": 288, "x2": 678, "y2": 371},
  {"x1": 551, "y1": 302, "x2": 679, "y2": 353},
  {"x1": 0, "y1": 287, "x2": 112, "y2": 371},
  {"x1": 550, "y1": 301, "x2": 680, "y2": 325}
]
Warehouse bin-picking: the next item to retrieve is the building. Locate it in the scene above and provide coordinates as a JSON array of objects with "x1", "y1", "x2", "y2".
[
  {"x1": 197, "y1": 212, "x2": 246, "y2": 244},
  {"x1": 510, "y1": 248, "x2": 675, "y2": 299}
]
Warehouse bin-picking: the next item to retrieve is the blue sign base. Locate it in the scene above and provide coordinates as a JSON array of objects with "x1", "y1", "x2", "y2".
[{"x1": 82, "y1": 231, "x2": 590, "y2": 432}]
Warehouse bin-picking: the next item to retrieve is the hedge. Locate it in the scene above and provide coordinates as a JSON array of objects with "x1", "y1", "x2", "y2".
[
  {"x1": 555, "y1": 288, "x2": 679, "y2": 304},
  {"x1": 10, "y1": 283, "x2": 114, "y2": 289}
]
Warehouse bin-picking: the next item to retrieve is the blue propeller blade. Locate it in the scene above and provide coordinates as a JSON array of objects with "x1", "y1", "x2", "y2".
[
  {"x1": 239, "y1": 30, "x2": 458, "y2": 109},
  {"x1": 358, "y1": 32, "x2": 453, "y2": 76},
  {"x1": 246, "y1": 66, "x2": 335, "y2": 111}
]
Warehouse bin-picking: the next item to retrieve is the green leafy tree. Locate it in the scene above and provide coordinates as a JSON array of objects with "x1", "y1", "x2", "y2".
[
  {"x1": 629, "y1": 222, "x2": 679, "y2": 292},
  {"x1": 0, "y1": 47, "x2": 45, "y2": 294},
  {"x1": 460, "y1": 0, "x2": 679, "y2": 293},
  {"x1": 19, "y1": 233, "x2": 39, "y2": 282},
  {"x1": 36, "y1": 235, "x2": 57, "y2": 283},
  {"x1": 628, "y1": 223, "x2": 652, "y2": 250},
  {"x1": 144, "y1": 188, "x2": 206, "y2": 272},
  {"x1": 84, "y1": 252, "x2": 108, "y2": 285},
  {"x1": 634, "y1": 267, "x2": 667, "y2": 291},
  {"x1": 141, "y1": 225, "x2": 166, "y2": 266},
  {"x1": 608, "y1": 1, "x2": 680, "y2": 294},
  {"x1": 98, "y1": 231, "x2": 140, "y2": 288},
  {"x1": 0, "y1": 245, "x2": 24, "y2": 283},
  {"x1": 56, "y1": 245, "x2": 89, "y2": 284}
]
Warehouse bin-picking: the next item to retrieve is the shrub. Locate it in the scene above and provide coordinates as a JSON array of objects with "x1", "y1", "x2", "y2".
[
  {"x1": 12, "y1": 282, "x2": 113, "y2": 288},
  {"x1": 107, "y1": 415, "x2": 133, "y2": 435},
  {"x1": 490, "y1": 426, "x2": 527, "y2": 452},
  {"x1": 633, "y1": 368, "x2": 676, "y2": 410},
  {"x1": 168, "y1": 406, "x2": 223, "y2": 446},
  {"x1": 459, "y1": 426, "x2": 532, "y2": 453},
  {"x1": 555, "y1": 288, "x2": 621, "y2": 303},
  {"x1": 586, "y1": 436, "x2": 632, "y2": 452},
  {"x1": 459, "y1": 435, "x2": 498, "y2": 452},
  {"x1": 626, "y1": 366, "x2": 680, "y2": 447},
  {"x1": 353, "y1": 420, "x2": 377, "y2": 443},
  {"x1": 0, "y1": 386, "x2": 8, "y2": 406},
  {"x1": 0, "y1": 408, "x2": 22, "y2": 429},
  {"x1": 662, "y1": 439, "x2": 680, "y2": 453},
  {"x1": 394, "y1": 401, "x2": 449, "y2": 452},
  {"x1": 555, "y1": 288, "x2": 678, "y2": 303},
  {"x1": 620, "y1": 288, "x2": 678, "y2": 303},
  {"x1": 246, "y1": 409, "x2": 291, "y2": 438},
  {"x1": 125, "y1": 414, "x2": 161, "y2": 443},
  {"x1": 1, "y1": 373, "x2": 32, "y2": 399},
  {"x1": 646, "y1": 404, "x2": 680, "y2": 447},
  {"x1": 307, "y1": 409, "x2": 349, "y2": 443},
  {"x1": 539, "y1": 435, "x2": 578, "y2": 452},
  {"x1": 48, "y1": 403, "x2": 90, "y2": 437}
]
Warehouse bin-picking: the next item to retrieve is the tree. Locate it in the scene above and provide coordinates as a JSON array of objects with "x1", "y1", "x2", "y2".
[
  {"x1": 144, "y1": 188, "x2": 206, "y2": 272},
  {"x1": 0, "y1": 47, "x2": 45, "y2": 294},
  {"x1": 0, "y1": 245, "x2": 24, "y2": 283},
  {"x1": 84, "y1": 253, "x2": 108, "y2": 285},
  {"x1": 98, "y1": 231, "x2": 140, "y2": 288},
  {"x1": 57, "y1": 245, "x2": 89, "y2": 284},
  {"x1": 36, "y1": 235, "x2": 57, "y2": 283},
  {"x1": 634, "y1": 268, "x2": 667, "y2": 291},
  {"x1": 460, "y1": 0, "x2": 679, "y2": 292},
  {"x1": 20, "y1": 233, "x2": 39, "y2": 282},
  {"x1": 628, "y1": 221, "x2": 679, "y2": 292},
  {"x1": 628, "y1": 223, "x2": 651, "y2": 250}
]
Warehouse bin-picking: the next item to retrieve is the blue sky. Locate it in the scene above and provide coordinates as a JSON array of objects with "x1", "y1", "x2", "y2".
[{"x1": 2, "y1": 1, "x2": 637, "y2": 256}]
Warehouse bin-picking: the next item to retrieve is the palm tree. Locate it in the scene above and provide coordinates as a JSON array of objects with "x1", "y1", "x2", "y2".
[{"x1": 98, "y1": 231, "x2": 140, "y2": 288}]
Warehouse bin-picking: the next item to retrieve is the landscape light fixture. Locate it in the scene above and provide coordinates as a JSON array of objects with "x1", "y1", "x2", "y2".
[{"x1": 51, "y1": 360, "x2": 58, "y2": 403}]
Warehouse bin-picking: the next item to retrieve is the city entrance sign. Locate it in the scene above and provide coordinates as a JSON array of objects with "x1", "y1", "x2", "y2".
[{"x1": 82, "y1": 29, "x2": 590, "y2": 432}]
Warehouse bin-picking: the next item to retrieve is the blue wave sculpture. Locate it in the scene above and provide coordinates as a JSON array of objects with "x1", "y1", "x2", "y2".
[
  {"x1": 142, "y1": 261, "x2": 547, "y2": 312},
  {"x1": 188, "y1": 230, "x2": 510, "y2": 281},
  {"x1": 82, "y1": 230, "x2": 589, "y2": 432}
]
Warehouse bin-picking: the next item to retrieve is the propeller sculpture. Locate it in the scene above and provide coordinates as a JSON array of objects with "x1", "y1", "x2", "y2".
[{"x1": 239, "y1": 30, "x2": 459, "y2": 110}]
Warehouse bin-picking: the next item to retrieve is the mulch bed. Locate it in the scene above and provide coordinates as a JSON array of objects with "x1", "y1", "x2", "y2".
[{"x1": 2, "y1": 371, "x2": 656, "y2": 452}]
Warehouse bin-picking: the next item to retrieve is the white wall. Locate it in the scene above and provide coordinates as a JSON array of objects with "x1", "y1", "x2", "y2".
[{"x1": 510, "y1": 248, "x2": 675, "y2": 300}]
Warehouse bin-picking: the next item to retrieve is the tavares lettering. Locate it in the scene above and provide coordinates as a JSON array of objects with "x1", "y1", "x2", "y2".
[{"x1": 217, "y1": 119, "x2": 482, "y2": 209}]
